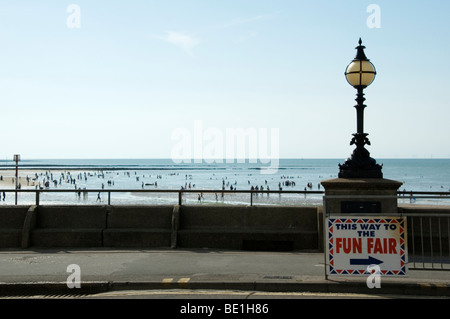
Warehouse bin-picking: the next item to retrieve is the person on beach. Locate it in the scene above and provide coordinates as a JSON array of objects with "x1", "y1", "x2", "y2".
[{"x1": 96, "y1": 192, "x2": 101, "y2": 202}]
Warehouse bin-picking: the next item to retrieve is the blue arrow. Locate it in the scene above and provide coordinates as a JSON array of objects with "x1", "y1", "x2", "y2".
[{"x1": 350, "y1": 256, "x2": 383, "y2": 265}]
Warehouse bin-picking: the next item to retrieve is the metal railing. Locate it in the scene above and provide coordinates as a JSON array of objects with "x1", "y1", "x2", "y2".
[
  {"x1": 397, "y1": 190, "x2": 450, "y2": 204},
  {"x1": 2, "y1": 188, "x2": 450, "y2": 206},
  {"x1": 405, "y1": 213, "x2": 450, "y2": 270},
  {"x1": 0, "y1": 188, "x2": 326, "y2": 206}
]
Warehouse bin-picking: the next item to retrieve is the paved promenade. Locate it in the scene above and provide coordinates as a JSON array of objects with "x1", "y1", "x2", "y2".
[{"x1": 0, "y1": 248, "x2": 449, "y2": 298}]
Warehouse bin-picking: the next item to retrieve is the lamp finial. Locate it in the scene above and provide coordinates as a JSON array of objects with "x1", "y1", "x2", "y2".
[{"x1": 355, "y1": 38, "x2": 368, "y2": 61}]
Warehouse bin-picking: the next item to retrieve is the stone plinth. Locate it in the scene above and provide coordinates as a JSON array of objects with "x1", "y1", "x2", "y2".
[{"x1": 321, "y1": 178, "x2": 403, "y2": 216}]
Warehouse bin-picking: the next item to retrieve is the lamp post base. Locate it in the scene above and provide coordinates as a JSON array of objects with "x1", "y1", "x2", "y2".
[{"x1": 338, "y1": 155, "x2": 383, "y2": 179}]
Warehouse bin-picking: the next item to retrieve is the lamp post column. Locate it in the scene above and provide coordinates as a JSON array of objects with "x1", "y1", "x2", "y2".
[
  {"x1": 338, "y1": 39, "x2": 382, "y2": 179},
  {"x1": 356, "y1": 87, "x2": 365, "y2": 135},
  {"x1": 351, "y1": 87, "x2": 370, "y2": 155}
]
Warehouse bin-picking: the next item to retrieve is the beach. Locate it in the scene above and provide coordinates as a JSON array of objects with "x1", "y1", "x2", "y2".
[
  {"x1": 0, "y1": 158, "x2": 449, "y2": 206},
  {"x1": 0, "y1": 169, "x2": 95, "y2": 189},
  {"x1": 0, "y1": 169, "x2": 41, "y2": 189},
  {"x1": 0, "y1": 166, "x2": 325, "y2": 206}
]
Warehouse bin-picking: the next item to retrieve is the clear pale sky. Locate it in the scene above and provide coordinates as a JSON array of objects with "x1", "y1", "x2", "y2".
[{"x1": 0, "y1": 1, "x2": 449, "y2": 160}]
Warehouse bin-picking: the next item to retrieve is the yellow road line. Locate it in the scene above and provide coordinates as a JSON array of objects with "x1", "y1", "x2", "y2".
[{"x1": 177, "y1": 277, "x2": 190, "y2": 286}]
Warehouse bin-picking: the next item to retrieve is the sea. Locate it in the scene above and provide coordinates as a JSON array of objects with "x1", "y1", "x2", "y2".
[{"x1": 1, "y1": 158, "x2": 450, "y2": 206}]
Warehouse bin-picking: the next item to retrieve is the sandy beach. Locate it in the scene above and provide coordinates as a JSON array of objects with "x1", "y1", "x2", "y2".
[
  {"x1": 0, "y1": 169, "x2": 36, "y2": 189},
  {"x1": 0, "y1": 166, "x2": 324, "y2": 206},
  {"x1": 0, "y1": 169, "x2": 86, "y2": 190}
]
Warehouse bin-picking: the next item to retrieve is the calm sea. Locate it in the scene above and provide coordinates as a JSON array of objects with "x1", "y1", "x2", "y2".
[{"x1": 1, "y1": 158, "x2": 449, "y2": 206}]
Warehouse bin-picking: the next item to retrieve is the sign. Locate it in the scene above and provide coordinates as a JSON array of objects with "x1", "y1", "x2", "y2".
[{"x1": 326, "y1": 216, "x2": 407, "y2": 276}]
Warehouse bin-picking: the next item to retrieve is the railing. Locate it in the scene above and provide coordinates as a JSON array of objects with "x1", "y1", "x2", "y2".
[
  {"x1": 2, "y1": 188, "x2": 450, "y2": 207},
  {"x1": 397, "y1": 190, "x2": 450, "y2": 204},
  {"x1": 0, "y1": 188, "x2": 325, "y2": 206},
  {"x1": 404, "y1": 213, "x2": 450, "y2": 270}
]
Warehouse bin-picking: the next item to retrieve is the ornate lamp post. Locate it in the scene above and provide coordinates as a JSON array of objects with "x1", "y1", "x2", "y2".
[{"x1": 338, "y1": 38, "x2": 383, "y2": 178}]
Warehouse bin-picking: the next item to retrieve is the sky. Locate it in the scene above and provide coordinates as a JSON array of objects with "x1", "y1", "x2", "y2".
[{"x1": 0, "y1": 0, "x2": 450, "y2": 160}]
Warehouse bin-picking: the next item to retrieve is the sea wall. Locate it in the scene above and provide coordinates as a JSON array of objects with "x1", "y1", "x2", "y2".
[
  {"x1": 1, "y1": 204, "x2": 448, "y2": 252},
  {"x1": 0, "y1": 205, "x2": 321, "y2": 251}
]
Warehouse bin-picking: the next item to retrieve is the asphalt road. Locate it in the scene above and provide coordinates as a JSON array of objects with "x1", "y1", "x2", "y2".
[
  {"x1": 1, "y1": 248, "x2": 448, "y2": 318},
  {"x1": 0, "y1": 248, "x2": 325, "y2": 283},
  {"x1": 0, "y1": 248, "x2": 449, "y2": 298}
]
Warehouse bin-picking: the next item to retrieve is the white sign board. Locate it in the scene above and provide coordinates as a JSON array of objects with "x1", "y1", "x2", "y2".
[{"x1": 326, "y1": 216, "x2": 407, "y2": 276}]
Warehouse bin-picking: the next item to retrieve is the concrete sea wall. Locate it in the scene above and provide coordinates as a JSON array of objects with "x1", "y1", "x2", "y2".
[
  {"x1": 0, "y1": 205, "x2": 321, "y2": 251},
  {"x1": 0, "y1": 204, "x2": 448, "y2": 253}
]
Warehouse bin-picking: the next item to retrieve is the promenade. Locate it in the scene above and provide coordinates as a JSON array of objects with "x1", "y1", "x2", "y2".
[{"x1": 0, "y1": 248, "x2": 449, "y2": 298}]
